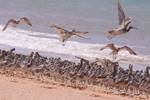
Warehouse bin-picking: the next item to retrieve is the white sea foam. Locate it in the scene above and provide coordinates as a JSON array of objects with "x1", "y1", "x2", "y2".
[{"x1": 0, "y1": 25, "x2": 150, "y2": 70}]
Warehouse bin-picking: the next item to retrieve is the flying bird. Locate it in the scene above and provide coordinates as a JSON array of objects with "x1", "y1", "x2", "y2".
[
  {"x1": 100, "y1": 43, "x2": 137, "y2": 60},
  {"x1": 51, "y1": 24, "x2": 88, "y2": 45},
  {"x1": 2, "y1": 17, "x2": 32, "y2": 31},
  {"x1": 107, "y1": 0, "x2": 137, "y2": 39}
]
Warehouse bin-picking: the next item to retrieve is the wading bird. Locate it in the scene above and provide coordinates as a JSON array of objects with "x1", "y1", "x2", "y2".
[
  {"x1": 100, "y1": 43, "x2": 137, "y2": 60},
  {"x1": 107, "y1": 0, "x2": 137, "y2": 39},
  {"x1": 2, "y1": 17, "x2": 32, "y2": 31},
  {"x1": 51, "y1": 24, "x2": 88, "y2": 45}
]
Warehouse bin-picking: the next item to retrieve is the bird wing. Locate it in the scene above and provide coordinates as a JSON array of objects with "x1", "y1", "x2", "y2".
[
  {"x1": 118, "y1": 46, "x2": 137, "y2": 55},
  {"x1": 125, "y1": 17, "x2": 132, "y2": 22},
  {"x1": 71, "y1": 32, "x2": 88, "y2": 39},
  {"x1": 118, "y1": 0, "x2": 126, "y2": 25},
  {"x1": 124, "y1": 21, "x2": 132, "y2": 29},
  {"x1": 2, "y1": 19, "x2": 14, "y2": 31},
  {"x1": 73, "y1": 31, "x2": 88, "y2": 34},
  {"x1": 51, "y1": 25, "x2": 68, "y2": 33},
  {"x1": 19, "y1": 17, "x2": 32, "y2": 26},
  {"x1": 100, "y1": 43, "x2": 114, "y2": 51},
  {"x1": 116, "y1": 24, "x2": 124, "y2": 31}
]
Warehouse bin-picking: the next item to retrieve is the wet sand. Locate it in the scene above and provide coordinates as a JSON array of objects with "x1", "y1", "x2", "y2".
[{"x1": 0, "y1": 75, "x2": 141, "y2": 100}]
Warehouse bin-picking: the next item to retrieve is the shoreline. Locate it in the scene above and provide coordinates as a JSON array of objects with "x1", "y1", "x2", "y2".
[{"x1": 0, "y1": 48, "x2": 149, "y2": 99}]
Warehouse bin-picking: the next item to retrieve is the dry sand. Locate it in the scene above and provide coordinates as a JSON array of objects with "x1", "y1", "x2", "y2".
[{"x1": 0, "y1": 75, "x2": 145, "y2": 100}]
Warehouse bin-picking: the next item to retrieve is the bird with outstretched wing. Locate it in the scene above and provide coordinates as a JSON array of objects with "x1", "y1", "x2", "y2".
[
  {"x1": 118, "y1": 46, "x2": 137, "y2": 55},
  {"x1": 2, "y1": 17, "x2": 32, "y2": 31},
  {"x1": 51, "y1": 25, "x2": 88, "y2": 44}
]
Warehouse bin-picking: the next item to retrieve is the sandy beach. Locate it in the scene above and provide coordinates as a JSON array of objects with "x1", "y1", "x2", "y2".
[{"x1": 0, "y1": 75, "x2": 142, "y2": 100}]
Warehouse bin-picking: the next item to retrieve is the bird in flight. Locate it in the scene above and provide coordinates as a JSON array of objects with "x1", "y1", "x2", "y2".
[
  {"x1": 51, "y1": 24, "x2": 89, "y2": 45},
  {"x1": 107, "y1": 0, "x2": 137, "y2": 39},
  {"x1": 100, "y1": 43, "x2": 137, "y2": 60},
  {"x1": 2, "y1": 17, "x2": 32, "y2": 31}
]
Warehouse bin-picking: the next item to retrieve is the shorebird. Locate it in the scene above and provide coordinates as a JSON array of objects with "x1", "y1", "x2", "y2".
[
  {"x1": 100, "y1": 43, "x2": 137, "y2": 60},
  {"x1": 2, "y1": 17, "x2": 32, "y2": 31},
  {"x1": 107, "y1": 0, "x2": 137, "y2": 39},
  {"x1": 51, "y1": 24, "x2": 88, "y2": 45}
]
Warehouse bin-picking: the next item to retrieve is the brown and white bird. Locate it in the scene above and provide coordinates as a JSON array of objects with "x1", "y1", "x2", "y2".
[
  {"x1": 107, "y1": 0, "x2": 137, "y2": 39},
  {"x1": 100, "y1": 43, "x2": 137, "y2": 60},
  {"x1": 2, "y1": 17, "x2": 32, "y2": 31},
  {"x1": 51, "y1": 24, "x2": 88, "y2": 45}
]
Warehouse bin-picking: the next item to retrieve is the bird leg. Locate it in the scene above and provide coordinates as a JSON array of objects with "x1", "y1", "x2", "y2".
[{"x1": 111, "y1": 52, "x2": 117, "y2": 61}]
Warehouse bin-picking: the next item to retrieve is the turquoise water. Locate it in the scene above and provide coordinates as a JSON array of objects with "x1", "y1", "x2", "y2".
[{"x1": 0, "y1": 0, "x2": 150, "y2": 54}]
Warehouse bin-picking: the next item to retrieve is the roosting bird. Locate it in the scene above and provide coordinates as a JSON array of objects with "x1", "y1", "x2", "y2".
[
  {"x1": 107, "y1": 0, "x2": 137, "y2": 39},
  {"x1": 51, "y1": 24, "x2": 88, "y2": 45},
  {"x1": 2, "y1": 17, "x2": 32, "y2": 31},
  {"x1": 100, "y1": 43, "x2": 137, "y2": 60}
]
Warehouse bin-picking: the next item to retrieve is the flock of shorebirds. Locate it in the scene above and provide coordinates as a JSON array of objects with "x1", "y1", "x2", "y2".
[
  {"x1": 1, "y1": 0, "x2": 138, "y2": 60},
  {"x1": 0, "y1": 48, "x2": 150, "y2": 94}
]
